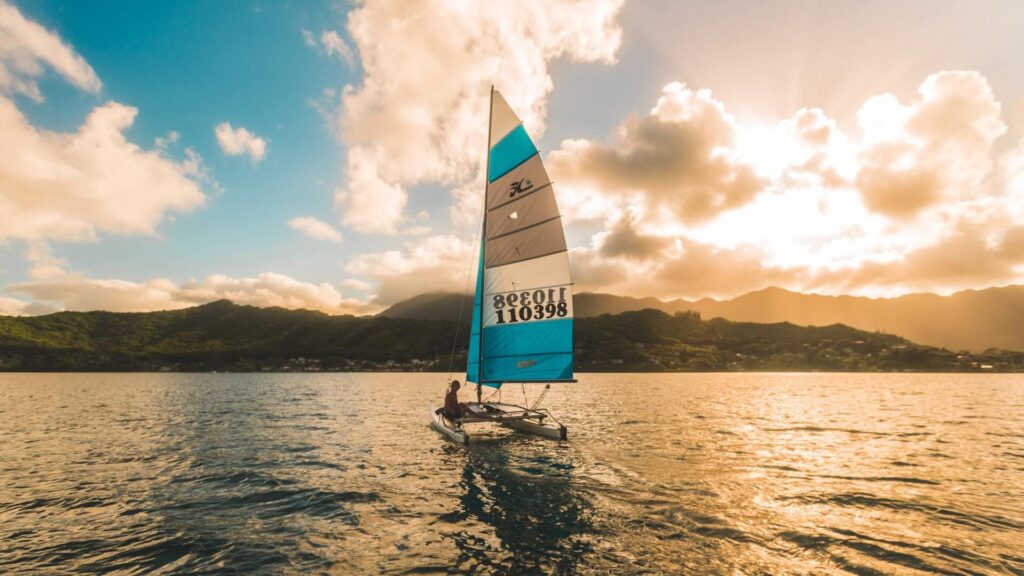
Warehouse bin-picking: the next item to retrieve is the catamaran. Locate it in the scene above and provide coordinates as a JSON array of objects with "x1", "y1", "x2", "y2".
[{"x1": 430, "y1": 88, "x2": 574, "y2": 444}]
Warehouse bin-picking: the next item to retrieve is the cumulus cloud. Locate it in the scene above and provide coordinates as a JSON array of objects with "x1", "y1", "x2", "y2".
[
  {"x1": 855, "y1": 71, "x2": 1005, "y2": 218},
  {"x1": 571, "y1": 214, "x2": 798, "y2": 300},
  {"x1": 548, "y1": 82, "x2": 763, "y2": 224},
  {"x1": 760, "y1": 107, "x2": 853, "y2": 188},
  {"x1": 9, "y1": 267, "x2": 374, "y2": 316},
  {"x1": 593, "y1": 210, "x2": 672, "y2": 262},
  {"x1": 341, "y1": 278, "x2": 373, "y2": 293},
  {"x1": 334, "y1": 147, "x2": 406, "y2": 234},
  {"x1": 175, "y1": 273, "x2": 370, "y2": 314},
  {"x1": 0, "y1": 296, "x2": 29, "y2": 315},
  {"x1": 335, "y1": 0, "x2": 624, "y2": 233},
  {"x1": 547, "y1": 70, "x2": 1024, "y2": 300},
  {"x1": 214, "y1": 122, "x2": 267, "y2": 163},
  {"x1": 0, "y1": 1, "x2": 100, "y2": 100},
  {"x1": 806, "y1": 225, "x2": 1024, "y2": 296},
  {"x1": 24, "y1": 240, "x2": 65, "y2": 280},
  {"x1": 344, "y1": 233, "x2": 476, "y2": 305},
  {"x1": 0, "y1": 5, "x2": 208, "y2": 245},
  {"x1": 288, "y1": 216, "x2": 343, "y2": 243},
  {"x1": 0, "y1": 99, "x2": 208, "y2": 242}
]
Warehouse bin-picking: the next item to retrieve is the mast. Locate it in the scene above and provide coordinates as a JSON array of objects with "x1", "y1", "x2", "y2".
[{"x1": 478, "y1": 85, "x2": 493, "y2": 404}]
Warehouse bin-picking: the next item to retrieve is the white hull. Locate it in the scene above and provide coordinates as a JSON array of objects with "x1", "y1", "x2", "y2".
[
  {"x1": 429, "y1": 404, "x2": 468, "y2": 445},
  {"x1": 429, "y1": 401, "x2": 566, "y2": 444},
  {"x1": 501, "y1": 416, "x2": 567, "y2": 440}
]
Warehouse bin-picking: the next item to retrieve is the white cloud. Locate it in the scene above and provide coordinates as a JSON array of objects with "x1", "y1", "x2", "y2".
[
  {"x1": 334, "y1": 0, "x2": 624, "y2": 234},
  {"x1": 550, "y1": 71, "x2": 1024, "y2": 300},
  {"x1": 214, "y1": 122, "x2": 267, "y2": 163},
  {"x1": 302, "y1": 28, "x2": 355, "y2": 68},
  {"x1": 568, "y1": 212, "x2": 798, "y2": 300},
  {"x1": 8, "y1": 239, "x2": 373, "y2": 315},
  {"x1": 288, "y1": 216, "x2": 343, "y2": 243},
  {"x1": 0, "y1": 1, "x2": 100, "y2": 100},
  {"x1": 9, "y1": 269, "x2": 375, "y2": 316},
  {"x1": 335, "y1": 147, "x2": 406, "y2": 234},
  {"x1": 0, "y1": 5, "x2": 208, "y2": 244},
  {"x1": 855, "y1": 71, "x2": 1005, "y2": 218},
  {"x1": 341, "y1": 278, "x2": 373, "y2": 293},
  {"x1": 301, "y1": 28, "x2": 316, "y2": 47},
  {"x1": 0, "y1": 98, "x2": 208, "y2": 242},
  {"x1": 403, "y1": 225, "x2": 432, "y2": 236},
  {"x1": 320, "y1": 30, "x2": 354, "y2": 68},
  {"x1": 0, "y1": 296, "x2": 29, "y2": 315},
  {"x1": 176, "y1": 273, "x2": 370, "y2": 314},
  {"x1": 549, "y1": 82, "x2": 763, "y2": 224},
  {"x1": 154, "y1": 130, "x2": 179, "y2": 151},
  {"x1": 344, "y1": 233, "x2": 476, "y2": 305},
  {"x1": 24, "y1": 240, "x2": 65, "y2": 280}
]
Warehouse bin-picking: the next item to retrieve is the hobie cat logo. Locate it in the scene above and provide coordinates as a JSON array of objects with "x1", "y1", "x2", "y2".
[
  {"x1": 517, "y1": 359, "x2": 537, "y2": 369},
  {"x1": 509, "y1": 177, "x2": 533, "y2": 198}
]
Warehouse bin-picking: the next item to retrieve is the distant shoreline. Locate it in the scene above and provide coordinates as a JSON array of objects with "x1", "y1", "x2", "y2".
[{"x1": 2, "y1": 369, "x2": 1021, "y2": 375}]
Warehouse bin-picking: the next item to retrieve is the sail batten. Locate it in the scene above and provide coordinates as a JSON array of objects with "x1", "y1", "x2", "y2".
[
  {"x1": 467, "y1": 89, "x2": 574, "y2": 388},
  {"x1": 487, "y1": 215, "x2": 562, "y2": 242}
]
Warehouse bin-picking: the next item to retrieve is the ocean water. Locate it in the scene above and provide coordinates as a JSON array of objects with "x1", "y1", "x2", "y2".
[{"x1": 0, "y1": 373, "x2": 1022, "y2": 575}]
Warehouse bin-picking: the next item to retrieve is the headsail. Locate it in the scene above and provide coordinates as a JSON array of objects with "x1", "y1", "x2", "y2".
[{"x1": 466, "y1": 89, "x2": 574, "y2": 388}]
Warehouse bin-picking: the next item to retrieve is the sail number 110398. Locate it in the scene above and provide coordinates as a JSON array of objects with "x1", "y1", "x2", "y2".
[{"x1": 492, "y1": 287, "x2": 568, "y2": 324}]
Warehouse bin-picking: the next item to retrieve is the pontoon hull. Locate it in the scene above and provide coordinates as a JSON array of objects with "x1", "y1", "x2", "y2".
[
  {"x1": 429, "y1": 404, "x2": 468, "y2": 445},
  {"x1": 501, "y1": 418, "x2": 567, "y2": 440},
  {"x1": 429, "y1": 402, "x2": 567, "y2": 444}
]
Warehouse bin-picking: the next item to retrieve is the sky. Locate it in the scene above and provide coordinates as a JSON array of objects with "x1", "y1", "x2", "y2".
[{"x1": 2, "y1": 0, "x2": 1024, "y2": 316}]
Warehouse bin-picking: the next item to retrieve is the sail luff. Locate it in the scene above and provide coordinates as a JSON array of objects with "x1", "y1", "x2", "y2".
[
  {"x1": 465, "y1": 239, "x2": 483, "y2": 384},
  {"x1": 476, "y1": 87, "x2": 493, "y2": 394}
]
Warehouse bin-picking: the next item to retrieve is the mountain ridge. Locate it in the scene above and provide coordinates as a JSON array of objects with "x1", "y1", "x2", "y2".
[
  {"x1": 379, "y1": 285, "x2": 1024, "y2": 352},
  {"x1": 3, "y1": 300, "x2": 1020, "y2": 372}
]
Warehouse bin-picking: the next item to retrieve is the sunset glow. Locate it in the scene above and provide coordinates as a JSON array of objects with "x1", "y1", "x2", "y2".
[{"x1": 2, "y1": 0, "x2": 1024, "y2": 313}]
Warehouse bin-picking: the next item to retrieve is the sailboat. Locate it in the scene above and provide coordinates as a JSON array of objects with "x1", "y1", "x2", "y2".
[{"x1": 430, "y1": 88, "x2": 574, "y2": 444}]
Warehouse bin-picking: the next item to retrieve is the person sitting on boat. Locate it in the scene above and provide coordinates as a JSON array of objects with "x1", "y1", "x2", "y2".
[{"x1": 443, "y1": 380, "x2": 473, "y2": 421}]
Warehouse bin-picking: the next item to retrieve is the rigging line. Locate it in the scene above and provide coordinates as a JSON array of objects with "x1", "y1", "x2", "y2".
[{"x1": 445, "y1": 217, "x2": 483, "y2": 387}]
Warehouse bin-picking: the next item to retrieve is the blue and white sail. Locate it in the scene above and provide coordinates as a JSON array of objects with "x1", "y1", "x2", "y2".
[{"x1": 467, "y1": 89, "x2": 574, "y2": 388}]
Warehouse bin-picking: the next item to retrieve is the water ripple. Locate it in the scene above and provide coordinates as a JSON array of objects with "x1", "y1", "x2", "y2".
[{"x1": 1, "y1": 372, "x2": 1022, "y2": 574}]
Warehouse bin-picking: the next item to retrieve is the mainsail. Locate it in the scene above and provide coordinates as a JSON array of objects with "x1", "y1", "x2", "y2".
[{"x1": 467, "y1": 89, "x2": 574, "y2": 388}]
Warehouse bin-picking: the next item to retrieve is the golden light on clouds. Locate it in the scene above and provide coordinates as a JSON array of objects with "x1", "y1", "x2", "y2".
[
  {"x1": 554, "y1": 71, "x2": 1024, "y2": 300},
  {"x1": 4, "y1": 0, "x2": 1024, "y2": 315}
]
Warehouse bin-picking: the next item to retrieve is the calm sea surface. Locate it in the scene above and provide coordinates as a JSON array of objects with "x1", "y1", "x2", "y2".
[{"x1": 1, "y1": 373, "x2": 1022, "y2": 575}]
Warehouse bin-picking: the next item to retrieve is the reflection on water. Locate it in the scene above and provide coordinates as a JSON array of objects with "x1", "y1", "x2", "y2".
[
  {"x1": 1, "y1": 372, "x2": 1023, "y2": 574},
  {"x1": 445, "y1": 437, "x2": 592, "y2": 573}
]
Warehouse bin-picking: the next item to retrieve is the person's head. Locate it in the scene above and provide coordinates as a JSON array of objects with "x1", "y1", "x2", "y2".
[{"x1": 450, "y1": 380, "x2": 460, "y2": 391}]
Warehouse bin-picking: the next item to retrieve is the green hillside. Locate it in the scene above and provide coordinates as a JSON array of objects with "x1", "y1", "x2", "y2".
[{"x1": 1, "y1": 301, "x2": 1020, "y2": 372}]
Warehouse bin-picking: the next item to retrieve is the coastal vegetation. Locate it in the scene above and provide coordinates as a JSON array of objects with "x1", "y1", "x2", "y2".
[{"x1": 0, "y1": 301, "x2": 1020, "y2": 372}]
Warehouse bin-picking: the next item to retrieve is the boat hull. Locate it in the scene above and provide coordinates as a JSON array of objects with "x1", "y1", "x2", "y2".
[
  {"x1": 429, "y1": 402, "x2": 567, "y2": 444},
  {"x1": 429, "y1": 404, "x2": 468, "y2": 445},
  {"x1": 501, "y1": 417, "x2": 567, "y2": 440},
  {"x1": 481, "y1": 402, "x2": 567, "y2": 440}
]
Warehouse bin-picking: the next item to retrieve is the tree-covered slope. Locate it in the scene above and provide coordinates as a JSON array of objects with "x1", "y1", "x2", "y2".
[
  {"x1": 0, "y1": 300, "x2": 462, "y2": 371},
  {"x1": 1, "y1": 302, "x2": 1020, "y2": 372}
]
